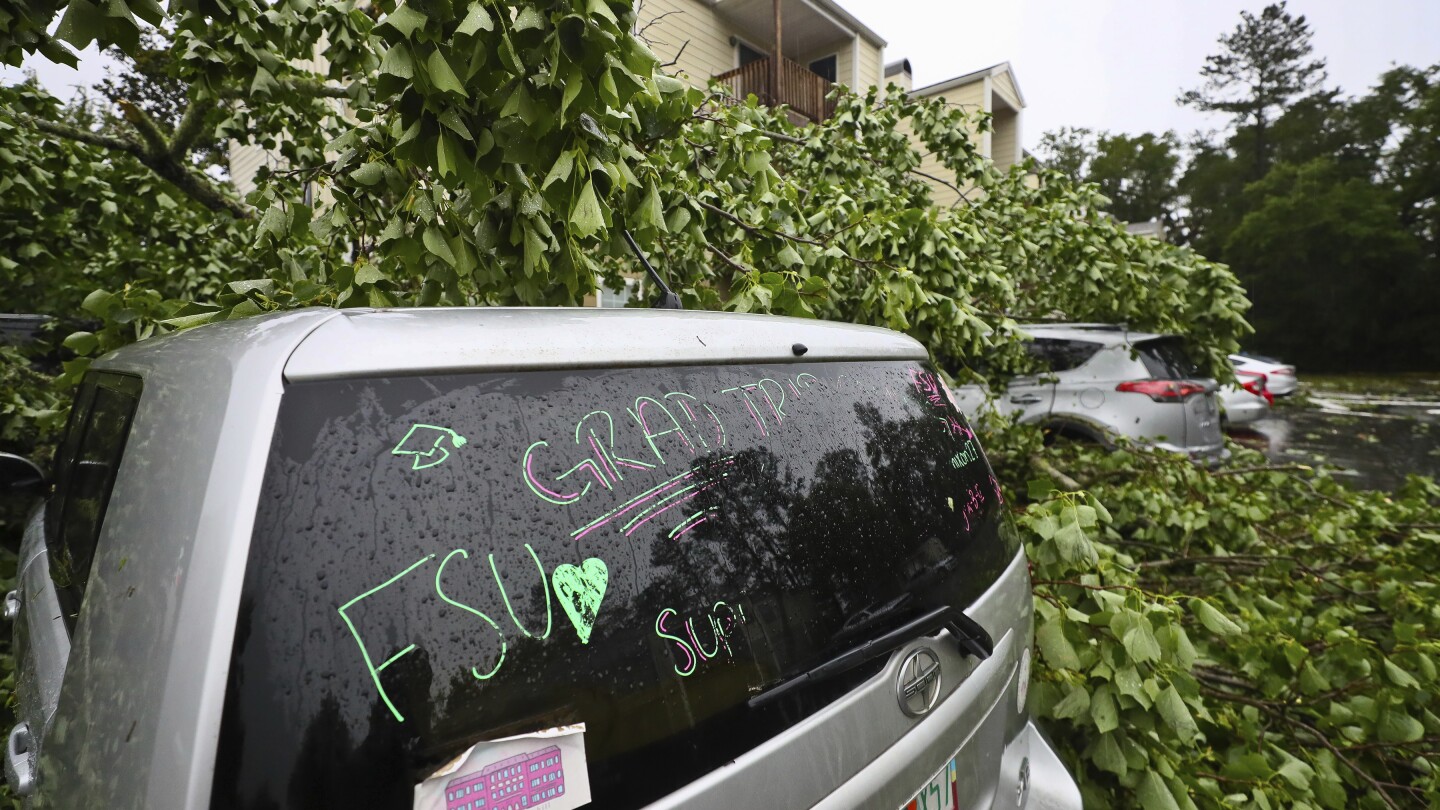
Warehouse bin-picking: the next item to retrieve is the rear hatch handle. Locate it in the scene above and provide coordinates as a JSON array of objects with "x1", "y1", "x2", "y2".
[{"x1": 748, "y1": 606, "x2": 993, "y2": 709}]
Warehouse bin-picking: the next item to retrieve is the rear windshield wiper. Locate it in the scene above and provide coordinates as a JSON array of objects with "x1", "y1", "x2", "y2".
[{"x1": 748, "y1": 605, "x2": 994, "y2": 709}]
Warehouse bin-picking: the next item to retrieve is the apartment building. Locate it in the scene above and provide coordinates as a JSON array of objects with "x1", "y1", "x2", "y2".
[
  {"x1": 637, "y1": 0, "x2": 886, "y2": 123},
  {"x1": 637, "y1": 0, "x2": 1026, "y2": 206},
  {"x1": 887, "y1": 58, "x2": 1027, "y2": 206}
]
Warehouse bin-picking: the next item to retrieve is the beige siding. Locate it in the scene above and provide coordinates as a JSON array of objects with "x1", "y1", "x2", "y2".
[
  {"x1": 854, "y1": 38, "x2": 882, "y2": 90},
  {"x1": 991, "y1": 108, "x2": 1019, "y2": 173},
  {"x1": 637, "y1": 0, "x2": 737, "y2": 85},
  {"x1": 990, "y1": 70, "x2": 1021, "y2": 112},
  {"x1": 228, "y1": 142, "x2": 271, "y2": 197},
  {"x1": 833, "y1": 40, "x2": 854, "y2": 90},
  {"x1": 909, "y1": 79, "x2": 990, "y2": 207}
]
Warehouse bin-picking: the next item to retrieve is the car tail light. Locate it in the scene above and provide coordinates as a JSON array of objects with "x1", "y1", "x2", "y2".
[
  {"x1": 1237, "y1": 371, "x2": 1274, "y2": 405},
  {"x1": 1115, "y1": 379, "x2": 1206, "y2": 402},
  {"x1": 1271, "y1": 367, "x2": 1295, "y2": 376}
]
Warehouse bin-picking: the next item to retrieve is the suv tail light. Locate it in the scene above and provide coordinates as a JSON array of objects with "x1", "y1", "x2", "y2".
[
  {"x1": 1237, "y1": 371, "x2": 1275, "y2": 405},
  {"x1": 1116, "y1": 379, "x2": 1206, "y2": 403}
]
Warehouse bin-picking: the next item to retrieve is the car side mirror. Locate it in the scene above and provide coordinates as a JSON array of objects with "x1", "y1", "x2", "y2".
[{"x1": 0, "y1": 452, "x2": 48, "y2": 499}]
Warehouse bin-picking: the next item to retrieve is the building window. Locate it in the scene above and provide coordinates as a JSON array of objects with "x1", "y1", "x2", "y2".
[
  {"x1": 808, "y1": 54, "x2": 837, "y2": 82},
  {"x1": 596, "y1": 276, "x2": 637, "y2": 308},
  {"x1": 737, "y1": 40, "x2": 767, "y2": 67}
]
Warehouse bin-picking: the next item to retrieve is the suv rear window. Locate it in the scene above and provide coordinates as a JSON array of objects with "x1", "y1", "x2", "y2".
[
  {"x1": 213, "y1": 360, "x2": 1014, "y2": 810},
  {"x1": 1137, "y1": 337, "x2": 1201, "y2": 380}
]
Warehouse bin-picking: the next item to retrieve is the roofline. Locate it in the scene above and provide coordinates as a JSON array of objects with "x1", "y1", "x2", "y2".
[
  {"x1": 708, "y1": 0, "x2": 886, "y2": 48},
  {"x1": 911, "y1": 61, "x2": 1026, "y2": 108},
  {"x1": 802, "y1": 0, "x2": 887, "y2": 47}
]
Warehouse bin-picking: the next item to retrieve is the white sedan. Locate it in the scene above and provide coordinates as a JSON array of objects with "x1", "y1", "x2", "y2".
[
  {"x1": 1219, "y1": 370, "x2": 1272, "y2": 426},
  {"x1": 1230, "y1": 353, "x2": 1298, "y2": 397}
]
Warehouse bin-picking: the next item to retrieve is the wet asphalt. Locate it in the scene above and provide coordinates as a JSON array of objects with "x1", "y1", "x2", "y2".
[{"x1": 1227, "y1": 378, "x2": 1440, "y2": 492}]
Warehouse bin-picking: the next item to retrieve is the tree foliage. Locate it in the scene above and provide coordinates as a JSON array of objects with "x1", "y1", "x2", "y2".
[
  {"x1": 1001, "y1": 434, "x2": 1440, "y2": 810},
  {"x1": 1036, "y1": 127, "x2": 1182, "y2": 233},
  {"x1": 1178, "y1": 1, "x2": 1327, "y2": 178}
]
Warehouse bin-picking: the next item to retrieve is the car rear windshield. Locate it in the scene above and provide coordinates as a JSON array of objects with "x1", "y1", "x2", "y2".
[
  {"x1": 212, "y1": 360, "x2": 1015, "y2": 810},
  {"x1": 1137, "y1": 337, "x2": 1202, "y2": 380}
]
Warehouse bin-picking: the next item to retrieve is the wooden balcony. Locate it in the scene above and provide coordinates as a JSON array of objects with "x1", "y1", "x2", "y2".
[{"x1": 713, "y1": 56, "x2": 837, "y2": 123}]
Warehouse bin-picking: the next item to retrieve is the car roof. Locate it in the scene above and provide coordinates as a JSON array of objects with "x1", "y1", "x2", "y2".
[
  {"x1": 95, "y1": 307, "x2": 927, "y2": 382},
  {"x1": 1016, "y1": 323, "x2": 1168, "y2": 346}
]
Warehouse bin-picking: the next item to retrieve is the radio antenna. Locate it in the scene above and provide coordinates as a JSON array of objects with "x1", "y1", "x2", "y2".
[{"x1": 621, "y1": 229, "x2": 682, "y2": 310}]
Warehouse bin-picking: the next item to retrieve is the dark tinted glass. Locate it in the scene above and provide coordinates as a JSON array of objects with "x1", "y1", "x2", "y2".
[
  {"x1": 738, "y1": 42, "x2": 766, "y2": 66},
  {"x1": 1026, "y1": 338, "x2": 1103, "y2": 372},
  {"x1": 1137, "y1": 338, "x2": 1201, "y2": 380},
  {"x1": 214, "y1": 360, "x2": 1014, "y2": 810},
  {"x1": 48, "y1": 373, "x2": 141, "y2": 628},
  {"x1": 809, "y1": 55, "x2": 838, "y2": 82}
]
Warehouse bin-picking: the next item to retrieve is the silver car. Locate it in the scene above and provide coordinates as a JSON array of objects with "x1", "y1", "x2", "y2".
[
  {"x1": 0, "y1": 308, "x2": 1079, "y2": 809},
  {"x1": 952, "y1": 324, "x2": 1225, "y2": 458}
]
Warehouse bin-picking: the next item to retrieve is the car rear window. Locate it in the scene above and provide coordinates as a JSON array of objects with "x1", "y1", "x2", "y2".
[
  {"x1": 212, "y1": 360, "x2": 1015, "y2": 810},
  {"x1": 1137, "y1": 337, "x2": 1202, "y2": 380}
]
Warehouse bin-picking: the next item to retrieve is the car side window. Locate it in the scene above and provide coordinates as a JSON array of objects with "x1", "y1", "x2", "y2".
[
  {"x1": 1027, "y1": 339, "x2": 1102, "y2": 373},
  {"x1": 46, "y1": 372, "x2": 142, "y2": 631}
]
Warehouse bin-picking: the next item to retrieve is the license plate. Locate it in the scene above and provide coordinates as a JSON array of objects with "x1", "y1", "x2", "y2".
[{"x1": 900, "y1": 757, "x2": 957, "y2": 810}]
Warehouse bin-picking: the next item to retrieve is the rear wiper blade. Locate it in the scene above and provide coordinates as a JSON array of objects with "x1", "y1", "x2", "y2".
[{"x1": 748, "y1": 605, "x2": 993, "y2": 709}]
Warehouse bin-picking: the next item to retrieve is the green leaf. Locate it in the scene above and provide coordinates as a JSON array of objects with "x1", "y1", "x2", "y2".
[
  {"x1": 1051, "y1": 685, "x2": 1090, "y2": 720},
  {"x1": 422, "y1": 227, "x2": 458, "y2": 267},
  {"x1": 381, "y1": 3, "x2": 428, "y2": 39},
  {"x1": 350, "y1": 162, "x2": 386, "y2": 185},
  {"x1": 1035, "y1": 620, "x2": 1081, "y2": 670},
  {"x1": 439, "y1": 108, "x2": 474, "y2": 141},
  {"x1": 1117, "y1": 611, "x2": 1162, "y2": 663},
  {"x1": 513, "y1": 5, "x2": 545, "y2": 30},
  {"x1": 1378, "y1": 709, "x2": 1424, "y2": 743},
  {"x1": 1093, "y1": 732, "x2": 1127, "y2": 777},
  {"x1": 586, "y1": 0, "x2": 618, "y2": 25},
  {"x1": 1090, "y1": 684, "x2": 1119, "y2": 734},
  {"x1": 62, "y1": 331, "x2": 98, "y2": 355},
  {"x1": 635, "y1": 182, "x2": 665, "y2": 231},
  {"x1": 379, "y1": 44, "x2": 415, "y2": 79},
  {"x1": 354, "y1": 264, "x2": 387, "y2": 285},
  {"x1": 1157, "y1": 685, "x2": 1198, "y2": 742},
  {"x1": 1136, "y1": 771, "x2": 1182, "y2": 810},
  {"x1": 542, "y1": 151, "x2": 575, "y2": 190},
  {"x1": 569, "y1": 178, "x2": 605, "y2": 238},
  {"x1": 54, "y1": 0, "x2": 107, "y2": 50},
  {"x1": 1191, "y1": 599, "x2": 1242, "y2": 637},
  {"x1": 455, "y1": 2, "x2": 494, "y2": 35},
  {"x1": 426, "y1": 50, "x2": 468, "y2": 96},
  {"x1": 1382, "y1": 658, "x2": 1420, "y2": 689}
]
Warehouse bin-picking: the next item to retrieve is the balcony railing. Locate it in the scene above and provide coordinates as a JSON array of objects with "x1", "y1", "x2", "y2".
[{"x1": 713, "y1": 56, "x2": 837, "y2": 123}]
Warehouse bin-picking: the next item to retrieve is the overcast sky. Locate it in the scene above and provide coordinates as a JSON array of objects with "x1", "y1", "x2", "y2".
[
  {"x1": 843, "y1": 0, "x2": 1440, "y2": 149},
  {"x1": 7, "y1": 0, "x2": 1440, "y2": 152}
]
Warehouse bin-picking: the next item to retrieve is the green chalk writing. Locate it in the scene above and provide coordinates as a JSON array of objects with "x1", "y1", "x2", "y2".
[
  {"x1": 489, "y1": 544, "x2": 552, "y2": 640},
  {"x1": 392, "y1": 424, "x2": 467, "y2": 470},
  {"x1": 435, "y1": 549, "x2": 507, "y2": 681},
  {"x1": 552, "y1": 558, "x2": 609, "y2": 644},
  {"x1": 337, "y1": 553, "x2": 436, "y2": 723}
]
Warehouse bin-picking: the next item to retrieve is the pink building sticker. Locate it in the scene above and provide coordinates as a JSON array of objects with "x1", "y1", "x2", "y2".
[{"x1": 414, "y1": 725, "x2": 591, "y2": 810}]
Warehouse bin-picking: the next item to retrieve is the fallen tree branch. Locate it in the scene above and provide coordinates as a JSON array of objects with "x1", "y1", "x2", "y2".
[{"x1": 1031, "y1": 454, "x2": 1082, "y2": 492}]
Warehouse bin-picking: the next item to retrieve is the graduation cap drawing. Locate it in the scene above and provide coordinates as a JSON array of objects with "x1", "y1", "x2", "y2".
[{"x1": 392, "y1": 424, "x2": 468, "y2": 470}]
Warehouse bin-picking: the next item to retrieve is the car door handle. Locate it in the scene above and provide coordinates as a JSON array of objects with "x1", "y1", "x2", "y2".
[
  {"x1": 1008, "y1": 394, "x2": 1043, "y2": 404},
  {"x1": 6, "y1": 721, "x2": 37, "y2": 796}
]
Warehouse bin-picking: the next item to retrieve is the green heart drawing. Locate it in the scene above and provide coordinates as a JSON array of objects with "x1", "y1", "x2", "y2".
[{"x1": 552, "y1": 558, "x2": 609, "y2": 644}]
